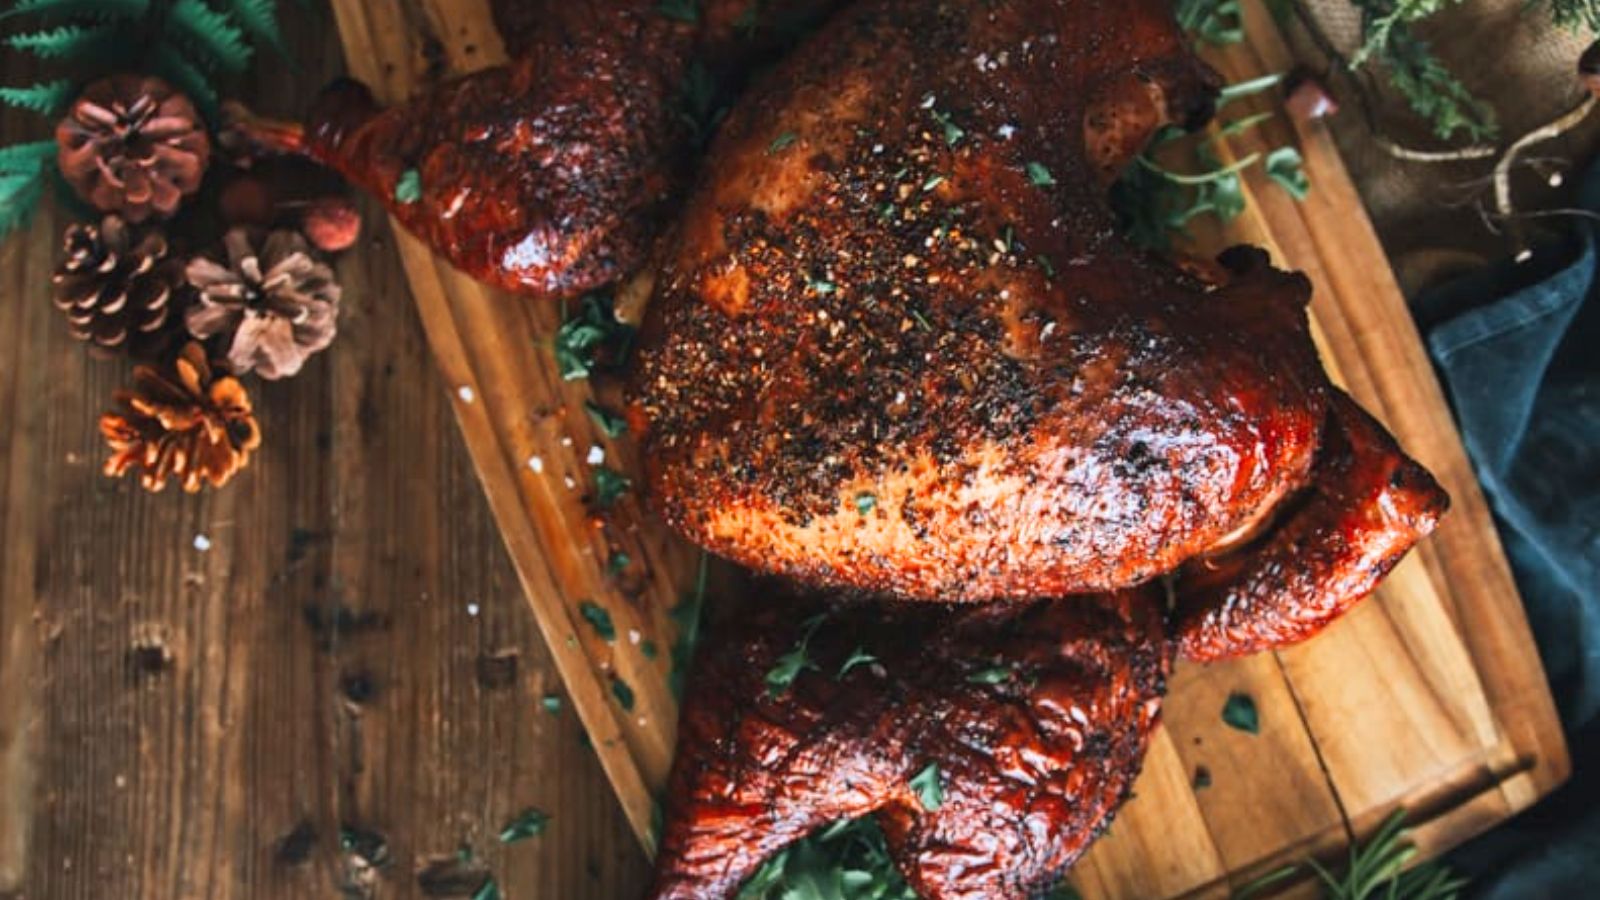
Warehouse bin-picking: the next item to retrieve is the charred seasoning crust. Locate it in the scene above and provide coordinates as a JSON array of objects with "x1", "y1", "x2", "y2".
[{"x1": 631, "y1": 0, "x2": 1328, "y2": 602}]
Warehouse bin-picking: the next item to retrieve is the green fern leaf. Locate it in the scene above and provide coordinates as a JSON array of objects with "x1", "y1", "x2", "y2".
[
  {"x1": 0, "y1": 169, "x2": 47, "y2": 242},
  {"x1": 220, "y1": 0, "x2": 283, "y2": 55},
  {"x1": 0, "y1": 0, "x2": 148, "y2": 23},
  {"x1": 149, "y1": 42, "x2": 219, "y2": 121},
  {"x1": 0, "y1": 80, "x2": 74, "y2": 115},
  {"x1": 0, "y1": 140, "x2": 57, "y2": 174},
  {"x1": 164, "y1": 0, "x2": 252, "y2": 73},
  {"x1": 5, "y1": 23, "x2": 121, "y2": 59}
]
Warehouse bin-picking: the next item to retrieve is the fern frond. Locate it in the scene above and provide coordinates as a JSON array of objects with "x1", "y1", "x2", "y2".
[
  {"x1": 1351, "y1": 0, "x2": 1467, "y2": 65},
  {"x1": 0, "y1": 79, "x2": 74, "y2": 116},
  {"x1": 0, "y1": 0, "x2": 148, "y2": 23},
  {"x1": 4, "y1": 22, "x2": 121, "y2": 59},
  {"x1": 0, "y1": 169, "x2": 47, "y2": 242},
  {"x1": 1537, "y1": 0, "x2": 1600, "y2": 32},
  {"x1": 164, "y1": 0, "x2": 251, "y2": 73},
  {"x1": 149, "y1": 43, "x2": 219, "y2": 122},
  {"x1": 0, "y1": 140, "x2": 57, "y2": 174},
  {"x1": 220, "y1": 0, "x2": 283, "y2": 55}
]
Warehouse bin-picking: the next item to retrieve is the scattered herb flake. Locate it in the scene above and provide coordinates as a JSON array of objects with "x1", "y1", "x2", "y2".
[
  {"x1": 594, "y1": 467, "x2": 632, "y2": 508},
  {"x1": 641, "y1": 639, "x2": 659, "y2": 660},
  {"x1": 836, "y1": 646, "x2": 877, "y2": 678},
  {"x1": 585, "y1": 401, "x2": 628, "y2": 438},
  {"x1": 394, "y1": 168, "x2": 422, "y2": 204},
  {"x1": 910, "y1": 763, "x2": 943, "y2": 811},
  {"x1": 1193, "y1": 766, "x2": 1212, "y2": 790},
  {"x1": 910, "y1": 310, "x2": 933, "y2": 332},
  {"x1": 471, "y1": 876, "x2": 501, "y2": 900},
  {"x1": 669, "y1": 554, "x2": 709, "y2": 701},
  {"x1": 854, "y1": 492, "x2": 877, "y2": 516},
  {"x1": 1265, "y1": 145, "x2": 1311, "y2": 200},
  {"x1": 1222, "y1": 692, "x2": 1259, "y2": 734},
  {"x1": 765, "y1": 645, "x2": 812, "y2": 697},
  {"x1": 578, "y1": 601, "x2": 616, "y2": 642},
  {"x1": 541, "y1": 694, "x2": 562, "y2": 715},
  {"x1": 611, "y1": 676, "x2": 636, "y2": 710},
  {"x1": 1026, "y1": 161, "x2": 1056, "y2": 186},
  {"x1": 922, "y1": 173, "x2": 946, "y2": 192},
  {"x1": 657, "y1": 0, "x2": 698, "y2": 22},
  {"x1": 607, "y1": 550, "x2": 632, "y2": 575},
  {"x1": 931, "y1": 109, "x2": 964, "y2": 146},
  {"x1": 498, "y1": 808, "x2": 550, "y2": 843},
  {"x1": 966, "y1": 665, "x2": 1012, "y2": 685},
  {"x1": 809, "y1": 276, "x2": 837, "y2": 295},
  {"x1": 1037, "y1": 254, "x2": 1056, "y2": 278},
  {"x1": 768, "y1": 130, "x2": 798, "y2": 154},
  {"x1": 554, "y1": 294, "x2": 634, "y2": 381}
]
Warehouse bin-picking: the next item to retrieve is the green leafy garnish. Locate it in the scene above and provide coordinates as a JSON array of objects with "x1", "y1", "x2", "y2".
[
  {"x1": 579, "y1": 601, "x2": 616, "y2": 642},
  {"x1": 641, "y1": 639, "x2": 659, "y2": 660},
  {"x1": 498, "y1": 808, "x2": 550, "y2": 843},
  {"x1": 921, "y1": 173, "x2": 945, "y2": 192},
  {"x1": 471, "y1": 876, "x2": 502, "y2": 900},
  {"x1": 854, "y1": 492, "x2": 877, "y2": 516},
  {"x1": 738, "y1": 817, "x2": 917, "y2": 899},
  {"x1": 1175, "y1": 0, "x2": 1243, "y2": 46},
  {"x1": 541, "y1": 694, "x2": 562, "y2": 715},
  {"x1": 594, "y1": 467, "x2": 632, "y2": 508},
  {"x1": 909, "y1": 763, "x2": 943, "y2": 812},
  {"x1": 966, "y1": 665, "x2": 1012, "y2": 685},
  {"x1": 1221, "y1": 692, "x2": 1259, "y2": 734},
  {"x1": 611, "y1": 676, "x2": 636, "y2": 710},
  {"x1": 930, "y1": 108, "x2": 964, "y2": 147},
  {"x1": 766, "y1": 615, "x2": 826, "y2": 698},
  {"x1": 554, "y1": 293, "x2": 635, "y2": 380},
  {"x1": 607, "y1": 550, "x2": 631, "y2": 575},
  {"x1": 768, "y1": 130, "x2": 798, "y2": 154},
  {"x1": 585, "y1": 401, "x2": 628, "y2": 438},
  {"x1": 668, "y1": 554, "x2": 709, "y2": 701},
  {"x1": 1265, "y1": 146, "x2": 1310, "y2": 200},
  {"x1": 1234, "y1": 809, "x2": 1467, "y2": 900},
  {"x1": 836, "y1": 647, "x2": 877, "y2": 678},
  {"x1": 394, "y1": 168, "x2": 422, "y2": 204},
  {"x1": 1025, "y1": 161, "x2": 1056, "y2": 186}
]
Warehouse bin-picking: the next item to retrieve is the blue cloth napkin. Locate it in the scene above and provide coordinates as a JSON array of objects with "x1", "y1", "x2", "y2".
[{"x1": 1417, "y1": 164, "x2": 1600, "y2": 895}]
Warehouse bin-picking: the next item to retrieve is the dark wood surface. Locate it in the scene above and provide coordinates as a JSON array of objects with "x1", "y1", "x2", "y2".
[{"x1": 0, "y1": 7, "x2": 648, "y2": 899}]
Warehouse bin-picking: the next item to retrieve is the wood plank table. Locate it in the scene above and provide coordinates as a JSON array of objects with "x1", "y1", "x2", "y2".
[{"x1": 0, "y1": 7, "x2": 648, "y2": 899}]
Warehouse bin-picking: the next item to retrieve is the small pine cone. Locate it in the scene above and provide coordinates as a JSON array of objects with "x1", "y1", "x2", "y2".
[
  {"x1": 52, "y1": 215, "x2": 181, "y2": 355},
  {"x1": 56, "y1": 74, "x2": 210, "y2": 223},
  {"x1": 185, "y1": 228, "x2": 342, "y2": 380},
  {"x1": 100, "y1": 342, "x2": 262, "y2": 493}
]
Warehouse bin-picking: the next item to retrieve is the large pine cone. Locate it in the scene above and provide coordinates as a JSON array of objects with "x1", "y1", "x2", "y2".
[
  {"x1": 100, "y1": 342, "x2": 262, "y2": 493},
  {"x1": 56, "y1": 74, "x2": 210, "y2": 223},
  {"x1": 52, "y1": 215, "x2": 181, "y2": 355},
  {"x1": 185, "y1": 228, "x2": 341, "y2": 380}
]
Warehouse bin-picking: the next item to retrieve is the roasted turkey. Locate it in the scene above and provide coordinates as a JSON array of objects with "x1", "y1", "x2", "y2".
[{"x1": 260, "y1": 0, "x2": 1450, "y2": 896}]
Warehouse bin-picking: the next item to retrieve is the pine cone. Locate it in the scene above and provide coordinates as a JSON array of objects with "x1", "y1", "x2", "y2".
[
  {"x1": 185, "y1": 228, "x2": 342, "y2": 380},
  {"x1": 100, "y1": 342, "x2": 262, "y2": 493},
  {"x1": 56, "y1": 74, "x2": 210, "y2": 223},
  {"x1": 52, "y1": 215, "x2": 181, "y2": 355}
]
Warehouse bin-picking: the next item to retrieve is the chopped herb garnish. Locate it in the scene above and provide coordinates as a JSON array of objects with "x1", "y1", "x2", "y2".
[
  {"x1": 394, "y1": 168, "x2": 422, "y2": 204},
  {"x1": 766, "y1": 615, "x2": 825, "y2": 697},
  {"x1": 554, "y1": 293, "x2": 635, "y2": 380},
  {"x1": 578, "y1": 601, "x2": 616, "y2": 642},
  {"x1": 607, "y1": 550, "x2": 631, "y2": 575},
  {"x1": 498, "y1": 808, "x2": 550, "y2": 843},
  {"x1": 1026, "y1": 161, "x2": 1056, "y2": 186},
  {"x1": 998, "y1": 224, "x2": 1015, "y2": 253},
  {"x1": 910, "y1": 310, "x2": 933, "y2": 332},
  {"x1": 1222, "y1": 692, "x2": 1259, "y2": 734},
  {"x1": 611, "y1": 676, "x2": 636, "y2": 710},
  {"x1": 641, "y1": 639, "x2": 659, "y2": 660},
  {"x1": 909, "y1": 763, "x2": 943, "y2": 811},
  {"x1": 1037, "y1": 254, "x2": 1056, "y2": 278},
  {"x1": 594, "y1": 467, "x2": 632, "y2": 508},
  {"x1": 669, "y1": 554, "x2": 709, "y2": 701},
  {"x1": 1193, "y1": 766, "x2": 1212, "y2": 790},
  {"x1": 930, "y1": 109, "x2": 964, "y2": 146},
  {"x1": 854, "y1": 492, "x2": 877, "y2": 516},
  {"x1": 768, "y1": 130, "x2": 798, "y2": 154},
  {"x1": 809, "y1": 276, "x2": 837, "y2": 295},
  {"x1": 737, "y1": 816, "x2": 915, "y2": 898},
  {"x1": 657, "y1": 0, "x2": 699, "y2": 22},
  {"x1": 836, "y1": 646, "x2": 877, "y2": 678},
  {"x1": 585, "y1": 401, "x2": 628, "y2": 438},
  {"x1": 966, "y1": 665, "x2": 1013, "y2": 685},
  {"x1": 541, "y1": 693, "x2": 562, "y2": 715},
  {"x1": 471, "y1": 876, "x2": 502, "y2": 900},
  {"x1": 1266, "y1": 145, "x2": 1311, "y2": 200},
  {"x1": 922, "y1": 174, "x2": 946, "y2": 192}
]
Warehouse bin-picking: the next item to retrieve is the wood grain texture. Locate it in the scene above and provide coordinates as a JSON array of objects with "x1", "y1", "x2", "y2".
[
  {"x1": 332, "y1": 0, "x2": 1568, "y2": 893},
  {"x1": 0, "y1": 7, "x2": 647, "y2": 898}
]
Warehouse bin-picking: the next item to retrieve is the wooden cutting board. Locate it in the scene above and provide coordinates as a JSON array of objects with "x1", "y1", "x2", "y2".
[{"x1": 323, "y1": 0, "x2": 1569, "y2": 895}]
